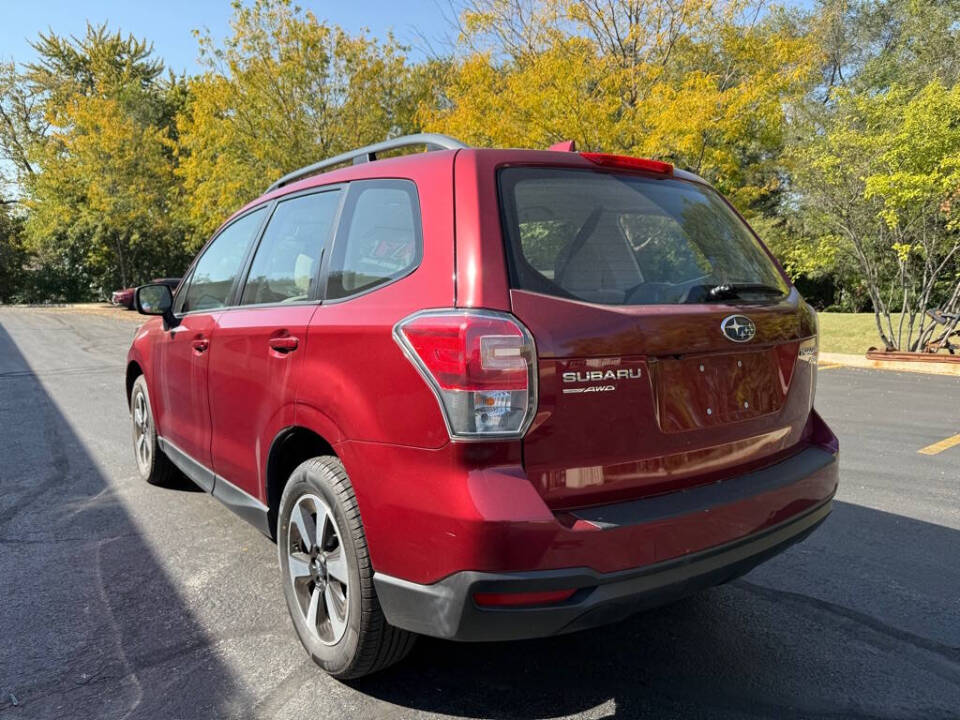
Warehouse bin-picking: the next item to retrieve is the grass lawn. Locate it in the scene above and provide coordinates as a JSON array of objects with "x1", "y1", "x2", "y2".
[{"x1": 817, "y1": 312, "x2": 894, "y2": 355}]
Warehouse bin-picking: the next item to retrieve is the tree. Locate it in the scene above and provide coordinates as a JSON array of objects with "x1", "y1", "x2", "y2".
[
  {"x1": 788, "y1": 82, "x2": 960, "y2": 350},
  {"x1": 15, "y1": 24, "x2": 188, "y2": 296},
  {"x1": 0, "y1": 62, "x2": 48, "y2": 193},
  {"x1": 423, "y1": 0, "x2": 818, "y2": 217},
  {"x1": 27, "y1": 88, "x2": 186, "y2": 290},
  {"x1": 176, "y1": 0, "x2": 427, "y2": 245},
  {"x1": 780, "y1": 0, "x2": 960, "y2": 347},
  {"x1": 0, "y1": 205, "x2": 27, "y2": 302},
  {"x1": 844, "y1": 0, "x2": 960, "y2": 91}
]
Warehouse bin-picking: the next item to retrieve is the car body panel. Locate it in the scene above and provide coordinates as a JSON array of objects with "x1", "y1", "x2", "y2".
[
  {"x1": 208, "y1": 304, "x2": 318, "y2": 500},
  {"x1": 449, "y1": 150, "x2": 820, "y2": 506},
  {"x1": 152, "y1": 312, "x2": 219, "y2": 468},
  {"x1": 339, "y1": 412, "x2": 837, "y2": 585},
  {"x1": 509, "y1": 287, "x2": 819, "y2": 508},
  {"x1": 297, "y1": 154, "x2": 457, "y2": 448},
  {"x1": 112, "y1": 288, "x2": 135, "y2": 308}
]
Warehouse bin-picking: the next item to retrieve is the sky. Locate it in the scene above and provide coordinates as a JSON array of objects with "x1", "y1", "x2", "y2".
[{"x1": 0, "y1": 0, "x2": 457, "y2": 73}]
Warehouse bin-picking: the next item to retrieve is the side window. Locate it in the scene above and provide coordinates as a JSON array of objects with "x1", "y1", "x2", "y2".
[
  {"x1": 325, "y1": 180, "x2": 421, "y2": 300},
  {"x1": 181, "y1": 208, "x2": 265, "y2": 313},
  {"x1": 517, "y1": 219, "x2": 576, "y2": 279},
  {"x1": 240, "y1": 190, "x2": 341, "y2": 305}
]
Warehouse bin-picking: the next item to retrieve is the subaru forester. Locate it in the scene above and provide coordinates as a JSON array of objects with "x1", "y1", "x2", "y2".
[{"x1": 127, "y1": 134, "x2": 838, "y2": 678}]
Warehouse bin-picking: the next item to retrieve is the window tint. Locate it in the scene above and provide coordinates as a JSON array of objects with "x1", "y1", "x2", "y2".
[
  {"x1": 240, "y1": 191, "x2": 340, "y2": 305},
  {"x1": 325, "y1": 180, "x2": 421, "y2": 300},
  {"x1": 182, "y1": 208, "x2": 265, "y2": 313},
  {"x1": 499, "y1": 168, "x2": 787, "y2": 306}
]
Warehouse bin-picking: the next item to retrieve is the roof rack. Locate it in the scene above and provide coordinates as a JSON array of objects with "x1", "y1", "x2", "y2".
[{"x1": 265, "y1": 133, "x2": 469, "y2": 193}]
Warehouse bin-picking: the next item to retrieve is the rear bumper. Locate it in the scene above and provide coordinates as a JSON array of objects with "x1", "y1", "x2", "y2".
[{"x1": 373, "y1": 447, "x2": 836, "y2": 641}]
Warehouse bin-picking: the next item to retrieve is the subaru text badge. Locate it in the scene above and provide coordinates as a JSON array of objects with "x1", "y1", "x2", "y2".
[{"x1": 721, "y1": 315, "x2": 756, "y2": 343}]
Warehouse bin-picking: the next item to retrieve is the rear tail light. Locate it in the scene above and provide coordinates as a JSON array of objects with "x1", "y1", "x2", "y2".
[
  {"x1": 473, "y1": 589, "x2": 576, "y2": 607},
  {"x1": 393, "y1": 309, "x2": 538, "y2": 439}
]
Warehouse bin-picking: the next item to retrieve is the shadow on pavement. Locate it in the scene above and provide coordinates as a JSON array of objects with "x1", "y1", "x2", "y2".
[
  {"x1": 352, "y1": 501, "x2": 960, "y2": 719},
  {"x1": 0, "y1": 322, "x2": 250, "y2": 719},
  {"x1": 3, "y1": 312, "x2": 959, "y2": 719}
]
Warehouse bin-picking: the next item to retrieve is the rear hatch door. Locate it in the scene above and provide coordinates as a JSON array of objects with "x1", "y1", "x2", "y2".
[{"x1": 499, "y1": 165, "x2": 817, "y2": 509}]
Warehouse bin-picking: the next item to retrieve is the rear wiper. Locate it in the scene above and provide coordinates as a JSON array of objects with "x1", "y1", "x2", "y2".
[
  {"x1": 706, "y1": 283, "x2": 785, "y2": 301},
  {"x1": 681, "y1": 282, "x2": 785, "y2": 303}
]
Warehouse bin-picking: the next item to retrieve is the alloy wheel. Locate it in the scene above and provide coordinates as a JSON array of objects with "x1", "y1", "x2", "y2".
[
  {"x1": 286, "y1": 493, "x2": 350, "y2": 645},
  {"x1": 133, "y1": 391, "x2": 151, "y2": 470}
]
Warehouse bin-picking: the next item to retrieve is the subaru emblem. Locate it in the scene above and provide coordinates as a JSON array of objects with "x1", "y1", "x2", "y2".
[{"x1": 721, "y1": 315, "x2": 756, "y2": 343}]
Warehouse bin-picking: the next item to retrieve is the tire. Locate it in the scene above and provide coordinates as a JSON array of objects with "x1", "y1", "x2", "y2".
[
  {"x1": 130, "y1": 375, "x2": 180, "y2": 487},
  {"x1": 278, "y1": 456, "x2": 416, "y2": 679}
]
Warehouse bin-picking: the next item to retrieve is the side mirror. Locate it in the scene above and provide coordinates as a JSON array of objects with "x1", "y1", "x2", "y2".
[{"x1": 135, "y1": 284, "x2": 178, "y2": 330}]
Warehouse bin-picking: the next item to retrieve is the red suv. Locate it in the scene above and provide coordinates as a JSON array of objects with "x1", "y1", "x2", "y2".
[{"x1": 127, "y1": 134, "x2": 838, "y2": 678}]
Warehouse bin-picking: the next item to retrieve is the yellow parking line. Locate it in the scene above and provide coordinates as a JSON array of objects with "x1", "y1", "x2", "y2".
[
  {"x1": 818, "y1": 362, "x2": 841, "y2": 370},
  {"x1": 918, "y1": 433, "x2": 960, "y2": 456}
]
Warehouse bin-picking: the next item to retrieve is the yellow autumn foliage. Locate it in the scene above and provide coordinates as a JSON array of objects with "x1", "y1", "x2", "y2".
[
  {"x1": 25, "y1": 84, "x2": 182, "y2": 287},
  {"x1": 175, "y1": 0, "x2": 424, "y2": 245},
  {"x1": 422, "y1": 0, "x2": 819, "y2": 214}
]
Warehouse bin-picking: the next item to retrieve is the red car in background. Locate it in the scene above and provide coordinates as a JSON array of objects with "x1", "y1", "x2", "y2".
[
  {"x1": 125, "y1": 134, "x2": 838, "y2": 679},
  {"x1": 112, "y1": 278, "x2": 180, "y2": 309}
]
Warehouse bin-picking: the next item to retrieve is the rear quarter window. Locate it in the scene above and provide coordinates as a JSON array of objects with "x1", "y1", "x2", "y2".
[{"x1": 325, "y1": 180, "x2": 422, "y2": 300}]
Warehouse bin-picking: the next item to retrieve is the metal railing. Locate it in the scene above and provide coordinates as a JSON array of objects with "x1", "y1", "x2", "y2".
[{"x1": 265, "y1": 133, "x2": 469, "y2": 193}]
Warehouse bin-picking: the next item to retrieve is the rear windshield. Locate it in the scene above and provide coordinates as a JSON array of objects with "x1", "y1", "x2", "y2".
[{"x1": 498, "y1": 168, "x2": 788, "y2": 305}]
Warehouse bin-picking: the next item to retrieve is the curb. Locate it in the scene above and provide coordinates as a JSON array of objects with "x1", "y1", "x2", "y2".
[{"x1": 820, "y1": 352, "x2": 960, "y2": 377}]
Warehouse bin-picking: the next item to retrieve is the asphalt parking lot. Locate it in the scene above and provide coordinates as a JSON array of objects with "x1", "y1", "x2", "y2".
[{"x1": 1, "y1": 306, "x2": 958, "y2": 720}]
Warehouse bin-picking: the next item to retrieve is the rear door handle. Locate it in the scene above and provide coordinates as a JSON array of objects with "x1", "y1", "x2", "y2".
[
  {"x1": 269, "y1": 336, "x2": 299, "y2": 353},
  {"x1": 192, "y1": 337, "x2": 209, "y2": 353}
]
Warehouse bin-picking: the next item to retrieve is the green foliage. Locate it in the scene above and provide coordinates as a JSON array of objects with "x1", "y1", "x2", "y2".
[
  {"x1": 845, "y1": 0, "x2": 960, "y2": 90},
  {"x1": 0, "y1": 62, "x2": 46, "y2": 188},
  {"x1": 24, "y1": 24, "x2": 165, "y2": 121},
  {"x1": 775, "y1": 0, "x2": 960, "y2": 335},
  {"x1": 0, "y1": 204, "x2": 97, "y2": 303},
  {"x1": 6, "y1": 24, "x2": 190, "y2": 298},
  {"x1": 788, "y1": 80, "x2": 960, "y2": 348},
  {"x1": 176, "y1": 0, "x2": 426, "y2": 245},
  {"x1": 0, "y1": 207, "x2": 27, "y2": 302}
]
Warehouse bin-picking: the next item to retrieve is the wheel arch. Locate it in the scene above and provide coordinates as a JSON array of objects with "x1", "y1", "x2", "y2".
[
  {"x1": 265, "y1": 425, "x2": 339, "y2": 539},
  {"x1": 126, "y1": 360, "x2": 144, "y2": 408}
]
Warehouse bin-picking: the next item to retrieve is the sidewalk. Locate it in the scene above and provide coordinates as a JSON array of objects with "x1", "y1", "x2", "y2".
[{"x1": 820, "y1": 352, "x2": 960, "y2": 377}]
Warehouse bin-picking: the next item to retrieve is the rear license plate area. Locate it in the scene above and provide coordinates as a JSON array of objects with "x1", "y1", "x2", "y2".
[{"x1": 654, "y1": 350, "x2": 787, "y2": 432}]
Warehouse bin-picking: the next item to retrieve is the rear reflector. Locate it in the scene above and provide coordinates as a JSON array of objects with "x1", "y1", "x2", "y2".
[
  {"x1": 393, "y1": 309, "x2": 538, "y2": 439},
  {"x1": 473, "y1": 589, "x2": 576, "y2": 607},
  {"x1": 798, "y1": 336, "x2": 818, "y2": 365},
  {"x1": 580, "y1": 152, "x2": 673, "y2": 175}
]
